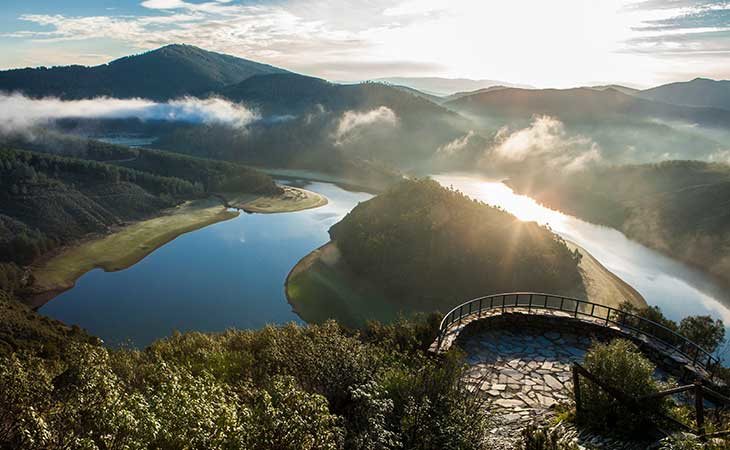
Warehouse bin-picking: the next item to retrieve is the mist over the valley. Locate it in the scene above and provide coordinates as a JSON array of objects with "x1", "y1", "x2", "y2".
[{"x1": 0, "y1": 93, "x2": 259, "y2": 133}]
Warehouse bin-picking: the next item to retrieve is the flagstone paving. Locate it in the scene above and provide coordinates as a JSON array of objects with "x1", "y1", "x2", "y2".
[{"x1": 460, "y1": 327, "x2": 593, "y2": 449}]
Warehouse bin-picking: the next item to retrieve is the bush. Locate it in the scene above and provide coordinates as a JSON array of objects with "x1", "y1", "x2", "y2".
[
  {"x1": 0, "y1": 319, "x2": 489, "y2": 450},
  {"x1": 520, "y1": 425, "x2": 578, "y2": 450},
  {"x1": 578, "y1": 339, "x2": 668, "y2": 437}
]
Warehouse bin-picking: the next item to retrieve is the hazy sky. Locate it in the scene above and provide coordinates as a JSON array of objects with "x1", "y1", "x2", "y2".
[{"x1": 1, "y1": 0, "x2": 728, "y2": 87}]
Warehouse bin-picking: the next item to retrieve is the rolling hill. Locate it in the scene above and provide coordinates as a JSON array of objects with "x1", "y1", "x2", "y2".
[
  {"x1": 638, "y1": 78, "x2": 730, "y2": 111},
  {"x1": 445, "y1": 86, "x2": 730, "y2": 127},
  {"x1": 0, "y1": 44, "x2": 288, "y2": 100},
  {"x1": 156, "y1": 72, "x2": 474, "y2": 169},
  {"x1": 372, "y1": 77, "x2": 532, "y2": 96}
]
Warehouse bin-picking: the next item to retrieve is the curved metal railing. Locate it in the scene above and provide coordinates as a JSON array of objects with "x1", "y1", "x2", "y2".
[{"x1": 436, "y1": 292, "x2": 720, "y2": 375}]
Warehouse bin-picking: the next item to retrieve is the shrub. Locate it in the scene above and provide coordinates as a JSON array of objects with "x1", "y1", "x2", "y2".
[
  {"x1": 0, "y1": 318, "x2": 489, "y2": 450},
  {"x1": 577, "y1": 339, "x2": 668, "y2": 437},
  {"x1": 520, "y1": 425, "x2": 579, "y2": 450}
]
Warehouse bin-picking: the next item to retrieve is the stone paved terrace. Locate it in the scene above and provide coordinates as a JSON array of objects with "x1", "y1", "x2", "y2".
[
  {"x1": 433, "y1": 307, "x2": 715, "y2": 380},
  {"x1": 461, "y1": 326, "x2": 661, "y2": 450},
  {"x1": 462, "y1": 327, "x2": 586, "y2": 448}
]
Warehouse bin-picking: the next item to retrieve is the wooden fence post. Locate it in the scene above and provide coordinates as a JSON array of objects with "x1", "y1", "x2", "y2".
[
  {"x1": 696, "y1": 381, "x2": 706, "y2": 441},
  {"x1": 573, "y1": 364, "x2": 581, "y2": 414}
]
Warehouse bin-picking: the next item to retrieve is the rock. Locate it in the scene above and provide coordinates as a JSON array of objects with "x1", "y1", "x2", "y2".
[
  {"x1": 544, "y1": 374, "x2": 563, "y2": 390},
  {"x1": 494, "y1": 398, "x2": 526, "y2": 408}
]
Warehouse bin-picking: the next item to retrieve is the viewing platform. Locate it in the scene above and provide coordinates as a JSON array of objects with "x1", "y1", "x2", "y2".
[{"x1": 431, "y1": 292, "x2": 720, "y2": 380}]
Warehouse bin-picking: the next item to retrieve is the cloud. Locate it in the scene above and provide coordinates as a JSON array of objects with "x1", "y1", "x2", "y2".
[
  {"x1": 708, "y1": 148, "x2": 730, "y2": 163},
  {"x1": 0, "y1": 93, "x2": 258, "y2": 133},
  {"x1": 625, "y1": 0, "x2": 730, "y2": 58},
  {"x1": 489, "y1": 115, "x2": 602, "y2": 172},
  {"x1": 437, "y1": 131, "x2": 475, "y2": 155},
  {"x1": 333, "y1": 106, "x2": 397, "y2": 144},
  {"x1": 4, "y1": 0, "x2": 729, "y2": 85}
]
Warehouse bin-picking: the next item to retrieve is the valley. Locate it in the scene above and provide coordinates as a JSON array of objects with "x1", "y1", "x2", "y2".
[{"x1": 2, "y1": 36, "x2": 730, "y2": 449}]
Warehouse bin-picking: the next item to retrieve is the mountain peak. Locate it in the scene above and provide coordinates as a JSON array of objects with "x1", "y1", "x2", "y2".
[{"x1": 0, "y1": 44, "x2": 288, "y2": 100}]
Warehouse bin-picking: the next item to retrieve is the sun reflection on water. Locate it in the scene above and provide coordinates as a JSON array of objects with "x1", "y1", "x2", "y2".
[{"x1": 436, "y1": 174, "x2": 567, "y2": 229}]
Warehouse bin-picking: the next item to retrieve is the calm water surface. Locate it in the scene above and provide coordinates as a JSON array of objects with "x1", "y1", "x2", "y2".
[
  {"x1": 42, "y1": 173, "x2": 730, "y2": 356},
  {"x1": 40, "y1": 181, "x2": 372, "y2": 347},
  {"x1": 435, "y1": 173, "x2": 730, "y2": 348}
]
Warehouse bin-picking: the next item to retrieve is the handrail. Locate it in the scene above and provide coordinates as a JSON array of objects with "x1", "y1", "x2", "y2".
[
  {"x1": 435, "y1": 292, "x2": 720, "y2": 376},
  {"x1": 573, "y1": 363, "x2": 730, "y2": 439}
]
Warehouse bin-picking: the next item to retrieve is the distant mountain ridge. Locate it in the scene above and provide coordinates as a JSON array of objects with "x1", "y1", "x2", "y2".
[
  {"x1": 445, "y1": 86, "x2": 730, "y2": 128},
  {"x1": 0, "y1": 44, "x2": 288, "y2": 100},
  {"x1": 638, "y1": 78, "x2": 730, "y2": 111},
  {"x1": 586, "y1": 84, "x2": 641, "y2": 96},
  {"x1": 372, "y1": 77, "x2": 533, "y2": 96}
]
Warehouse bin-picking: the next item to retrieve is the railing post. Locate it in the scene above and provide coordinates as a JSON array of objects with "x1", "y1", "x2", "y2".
[
  {"x1": 458, "y1": 305, "x2": 463, "y2": 325},
  {"x1": 528, "y1": 294, "x2": 533, "y2": 313},
  {"x1": 573, "y1": 365, "x2": 581, "y2": 414},
  {"x1": 574, "y1": 299, "x2": 579, "y2": 318},
  {"x1": 695, "y1": 381, "x2": 706, "y2": 441},
  {"x1": 479, "y1": 298, "x2": 483, "y2": 317},
  {"x1": 502, "y1": 295, "x2": 505, "y2": 314}
]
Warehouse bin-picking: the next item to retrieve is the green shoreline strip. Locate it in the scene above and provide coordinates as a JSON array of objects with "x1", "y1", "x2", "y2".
[{"x1": 30, "y1": 187, "x2": 328, "y2": 307}]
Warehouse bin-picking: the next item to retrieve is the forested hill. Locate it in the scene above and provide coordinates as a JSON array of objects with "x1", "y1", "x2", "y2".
[
  {"x1": 329, "y1": 178, "x2": 584, "y2": 307},
  {"x1": 0, "y1": 143, "x2": 279, "y2": 291},
  {"x1": 158, "y1": 73, "x2": 471, "y2": 170},
  {"x1": 507, "y1": 161, "x2": 730, "y2": 284},
  {"x1": 0, "y1": 44, "x2": 288, "y2": 100},
  {"x1": 218, "y1": 73, "x2": 461, "y2": 118}
]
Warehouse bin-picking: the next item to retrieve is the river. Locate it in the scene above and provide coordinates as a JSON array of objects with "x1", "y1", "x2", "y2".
[
  {"x1": 41, "y1": 174, "x2": 730, "y2": 354},
  {"x1": 434, "y1": 173, "x2": 730, "y2": 355},
  {"x1": 40, "y1": 181, "x2": 372, "y2": 347}
]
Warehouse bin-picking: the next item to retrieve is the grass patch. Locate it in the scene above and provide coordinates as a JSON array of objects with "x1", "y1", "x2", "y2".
[
  {"x1": 286, "y1": 243, "x2": 405, "y2": 328},
  {"x1": 30, "y1": 198, "x2": 238, "y2": 296}
]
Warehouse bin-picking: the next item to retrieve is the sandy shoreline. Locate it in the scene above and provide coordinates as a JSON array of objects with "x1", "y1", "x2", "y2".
[
  {"x1": 565, "y1": 241, "x2": 646, "y2": 309},
  {"x1": 286, "y1": 240, "x2": 647, "y2": 326}
]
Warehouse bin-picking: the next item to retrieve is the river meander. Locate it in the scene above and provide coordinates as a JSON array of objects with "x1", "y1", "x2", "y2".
[{"x1": 41, "y1": 174, "x2": 730, "y2": 355}]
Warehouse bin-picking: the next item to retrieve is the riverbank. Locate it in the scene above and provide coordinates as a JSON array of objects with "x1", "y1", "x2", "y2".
[
  {"x1": 565, "y1": 241, "x2": 646, "y2": 309},
  {"x1": 286, "y1": 242, "x2": 400, "y2": 328},
  {"x1": 218, "y1": 186, "x2": 327, "y2": 213},
  {"x1": 27, "y1": 198, "x2": 238, "y2": 308},
  {"x1": 28, "y1": 186, "x2": 330, "y2": 308},
  {"x1": 286, "y1": 240, "x2": 646, "y2": 328},
  {"x1": 251, "y1": 167, "x2": 393, "y2": 194}
]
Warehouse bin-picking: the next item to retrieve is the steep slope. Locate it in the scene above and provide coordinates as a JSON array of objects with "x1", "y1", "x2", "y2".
[
  {"x1": 638, "y1": 78, "x2": 730, "y2": 111},
  {"x1": 0, "y1": 44, "x2": 288, "y2": 100}
]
